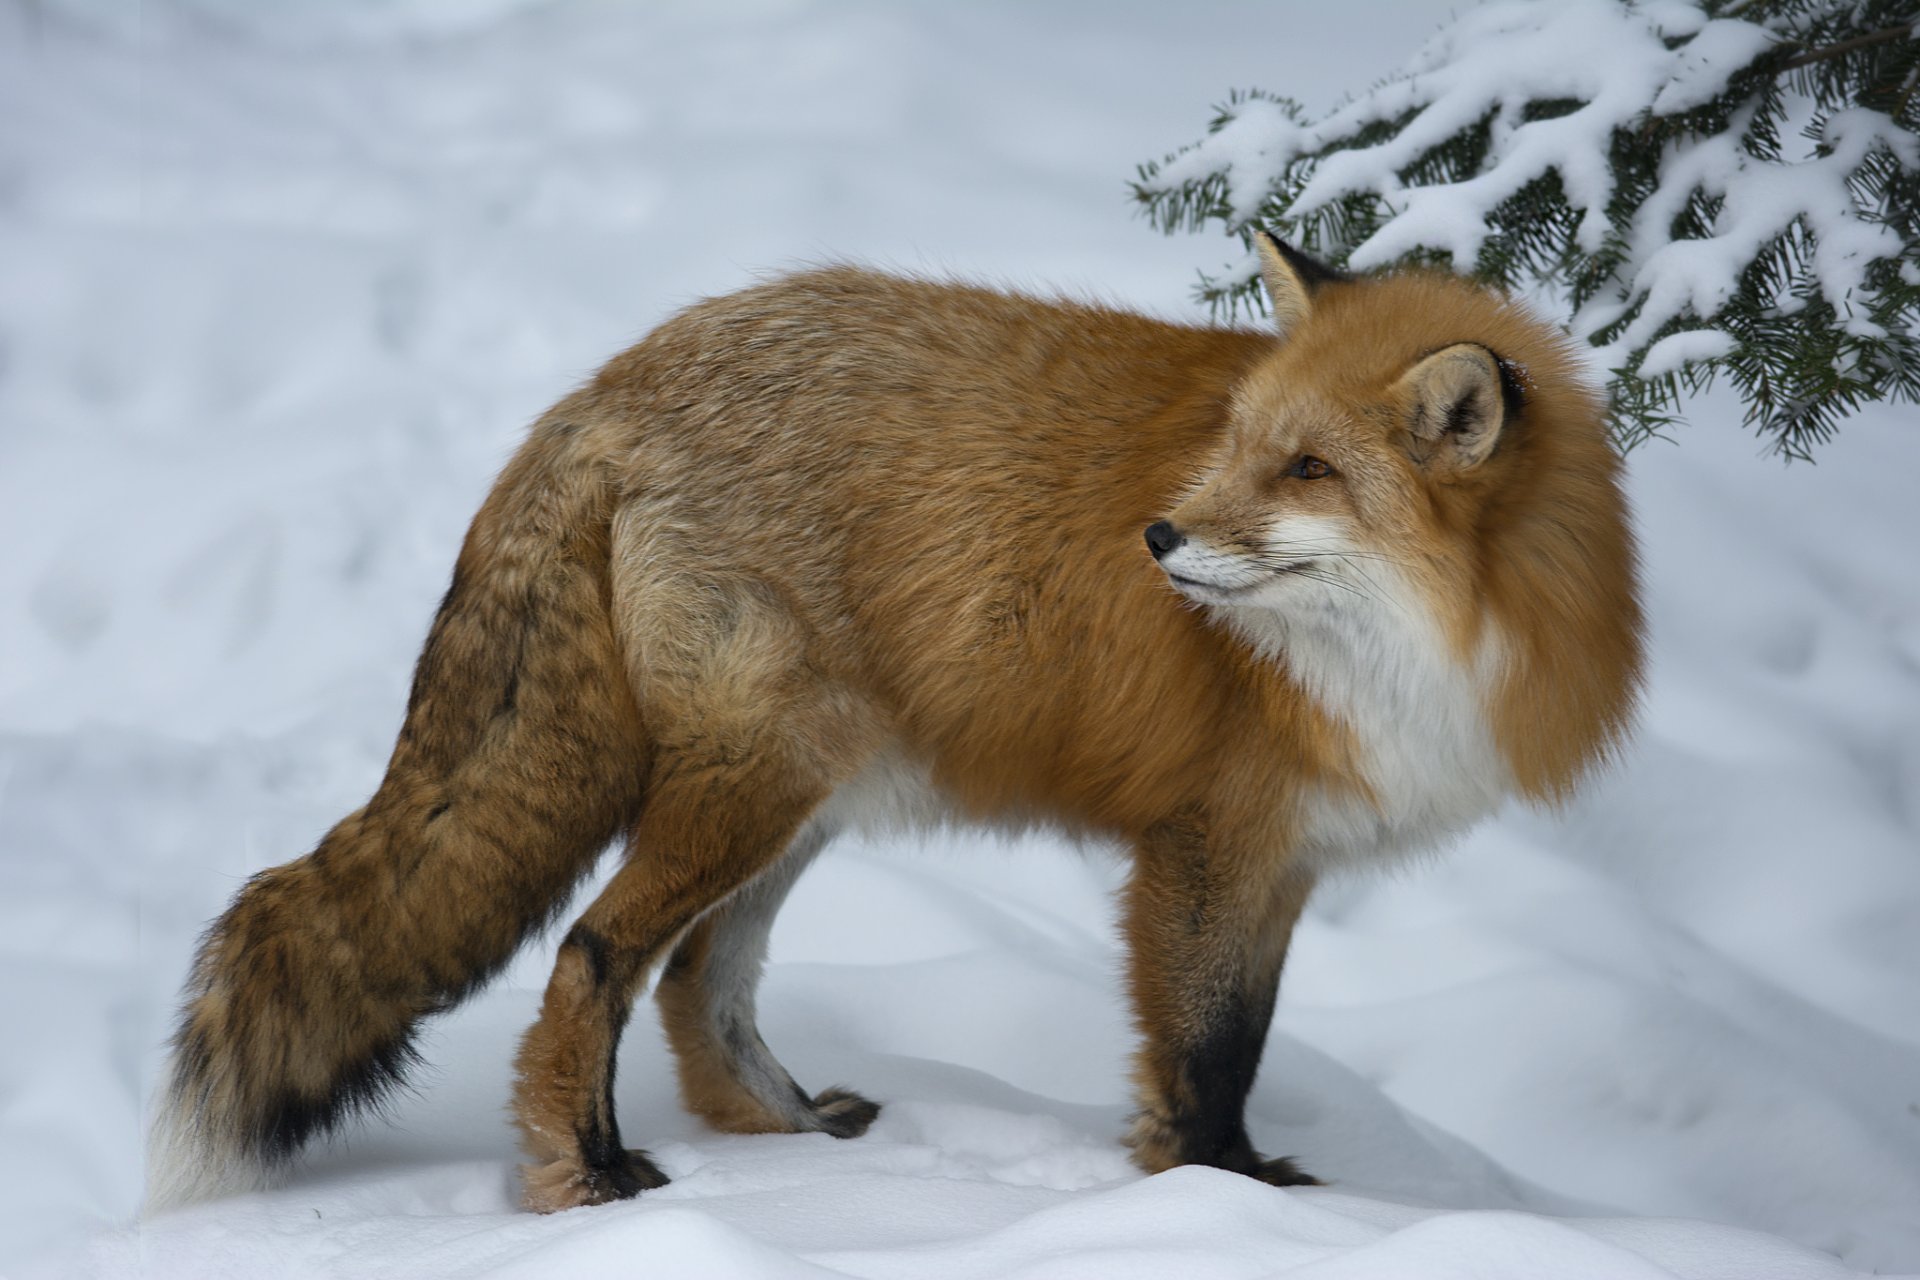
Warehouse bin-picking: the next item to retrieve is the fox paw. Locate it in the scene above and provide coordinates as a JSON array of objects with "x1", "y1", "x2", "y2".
[
  {"x1": 1249, "y1": 1154, "x2": 1322, "y2": 1188},
  {"x1": 519, "y1": 1147, "x2": 669, "y2": 1213},
  {"x1": 810, "y1": 1086, "x2": 881, "y2": 1138}
]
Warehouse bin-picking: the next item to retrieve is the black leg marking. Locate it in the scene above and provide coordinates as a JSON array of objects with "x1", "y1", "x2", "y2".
[
  {"x1": 563, "y1": 923, "x2": 669, "y2": 1201},
  {"x1": 574, "y1": 1119, "x2": 668, "y2": 1200},
  {"x1": 1165, "y1": 973, "x2": 1319, "y2": 1186},
  {"x1": 1177, "y1": 983, "x2": 1274, "y2": 1167},
  {"x1": 565, "y1": 925, "x2": 616, "y2": 987}
]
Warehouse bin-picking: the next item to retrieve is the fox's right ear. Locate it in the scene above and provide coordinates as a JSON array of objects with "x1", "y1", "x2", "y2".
[{"x1": 1253, "y1": 230, "x2": 1345, "y2": 339}]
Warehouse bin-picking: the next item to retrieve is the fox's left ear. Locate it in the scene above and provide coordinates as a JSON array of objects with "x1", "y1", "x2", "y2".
[
  {"x1": 1253, "y1": 230, "x2": 1345, "y2": 340},
  {"x1": 1396, "y1": 343, "x2": 1514, "y2": 472}
]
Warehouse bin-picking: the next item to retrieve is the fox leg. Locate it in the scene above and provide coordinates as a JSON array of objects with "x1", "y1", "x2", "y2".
[
  {"x1": 655, "y1": 819, "x2": 880, "y2": 1139},
  {"x1": 1122, "y1": 814, "x2": 1318, "y2": 1187},
  {"x1": 510, "y1": 738, "x2": 843, "y2": 1212}
]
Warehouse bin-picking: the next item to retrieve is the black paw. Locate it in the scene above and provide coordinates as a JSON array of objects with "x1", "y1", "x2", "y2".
[
  {"x1": 1250, "y1": 1154, "x2": 1322, "y2": 1187},
  {"x1": 581, "y1": 1146, "x2": 671, "y2": 1203},
  {"x1": 810, "y1": 1086, "x2": 881, "y2": 1138},
  {"x1": 521, "y1": 1147, "x2": 669, "y2": 1213}
]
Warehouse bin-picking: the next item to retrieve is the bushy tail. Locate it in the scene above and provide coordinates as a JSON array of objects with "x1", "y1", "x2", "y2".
[{"x1": 147, "y1": 419, "x2": 650, "y2": 1212}]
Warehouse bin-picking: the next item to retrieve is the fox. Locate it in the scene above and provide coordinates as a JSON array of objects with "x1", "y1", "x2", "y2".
[{"x1": 148, "y1": 232, "x2": 1642, "y2": 1214}]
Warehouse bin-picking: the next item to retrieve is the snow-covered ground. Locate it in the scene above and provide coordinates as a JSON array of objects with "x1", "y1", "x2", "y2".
[{"x1": 3, "y1": 2, "x2": 1917, "y2": 1276}]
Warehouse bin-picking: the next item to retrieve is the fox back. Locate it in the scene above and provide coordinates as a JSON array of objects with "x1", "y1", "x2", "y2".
[{"x1": 594, "y1": 256, "x2": 1638, "y2": 850}]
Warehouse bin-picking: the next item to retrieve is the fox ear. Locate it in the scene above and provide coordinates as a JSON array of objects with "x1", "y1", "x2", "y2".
[
  {"x1": 1396, "y1": 343, "x2": 1512, "y2": 472},
  {"x1": 1253, "y1": 230, "x2": 1343, "y2": 338}
]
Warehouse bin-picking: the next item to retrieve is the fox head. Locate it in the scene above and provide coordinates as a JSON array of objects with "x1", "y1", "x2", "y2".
[
  {"x1": 1149, "y1": 231, "x2": 1599, "y2": 635},
  {"x1": 1146, "y1": 231, "x2": 1641, "y2": 799}
]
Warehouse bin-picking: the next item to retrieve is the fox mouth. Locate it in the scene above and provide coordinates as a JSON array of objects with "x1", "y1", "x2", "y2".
[
  {"x1": 1164, "y1": 561, "x2": 1313, "y2": 599},
  {"x1": 1166, "y1": 572, "x2": 1253, "y2": 597}
]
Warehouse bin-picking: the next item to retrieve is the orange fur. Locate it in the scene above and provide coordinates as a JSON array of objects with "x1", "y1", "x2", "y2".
[{"x1": 151, "y1": 241, "x2": 1642, "y2": 1215}]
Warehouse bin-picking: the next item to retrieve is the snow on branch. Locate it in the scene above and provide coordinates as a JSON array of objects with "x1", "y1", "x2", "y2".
[{"x1": 1135, "y1": 0, "x2": 1920, "y2": 457}]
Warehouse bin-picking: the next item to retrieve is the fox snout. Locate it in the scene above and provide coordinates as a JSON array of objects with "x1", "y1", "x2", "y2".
[{"x1": 1144, "y1": 520, "x2": 1185, "y2": 560}]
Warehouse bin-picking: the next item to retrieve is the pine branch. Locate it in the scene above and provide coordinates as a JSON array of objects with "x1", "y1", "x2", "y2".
[
  {"x1": 1778, "y1": 22, "x2": 1915, "y2": 70},
  {"x1": 1133, "y1": 0, "x2": 1920, "y2": 457}
]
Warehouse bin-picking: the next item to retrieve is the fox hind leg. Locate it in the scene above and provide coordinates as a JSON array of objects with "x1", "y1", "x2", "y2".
[
  {"x1": 510, "y1": 745, "x2": 844, "y2": 1212},
  {"x1": 656, "y1": 820, "x2": 880, "y2": 1140},
  {"x1": 508, "y1": 555, "x2": 883, "y2": 1210}
]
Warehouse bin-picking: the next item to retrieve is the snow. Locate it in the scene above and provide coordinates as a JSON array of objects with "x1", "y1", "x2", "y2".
[
  {"x1": 1647, "y1": 20, "x2": 1778, "y2": 117},
  {"x1": 1638, "y1": 329, "x2": 1737, "y2": 378},
  {"x1": 1138, "y1": 0, "x2": 1915, "y2": 376},
  {"x1": 1596, "y1": 104, "x2": 1912, "y2": 366},
  {"x1": 4, "y1": 2, "x2": 1919, "y2": 1277},
  {"x1": 1142, "y1": 0, "x2": 1716, "y2": 271}
]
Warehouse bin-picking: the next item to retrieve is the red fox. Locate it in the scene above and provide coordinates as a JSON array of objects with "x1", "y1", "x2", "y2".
[{"x1": 149, "y1": 234, "x2": 1642, "y2": 1213}]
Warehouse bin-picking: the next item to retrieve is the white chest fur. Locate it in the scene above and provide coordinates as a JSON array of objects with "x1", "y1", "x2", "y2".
[{"x1": 1230, "y1": 584, "x2": 1512, "y2": 870}]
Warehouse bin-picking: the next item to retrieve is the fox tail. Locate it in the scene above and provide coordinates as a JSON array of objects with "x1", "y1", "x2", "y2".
[{"x1": 145, "y1": 419, "x2": 650, "y2": 1211}]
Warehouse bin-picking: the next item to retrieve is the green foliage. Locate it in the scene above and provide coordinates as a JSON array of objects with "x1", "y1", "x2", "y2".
[{"x1": 1134, "y1": 1, "x2": 1920, "y2": 458}]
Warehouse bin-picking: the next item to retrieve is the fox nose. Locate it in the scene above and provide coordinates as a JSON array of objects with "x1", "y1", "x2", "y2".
[{"x1": 1144, "y1": 520, "x2": 1185, "y2": 560}]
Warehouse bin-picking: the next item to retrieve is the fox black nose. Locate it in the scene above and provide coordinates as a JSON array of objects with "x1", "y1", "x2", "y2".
[{"x1": 1144, "y1": 520, "x2": 1185, "y2": 559}]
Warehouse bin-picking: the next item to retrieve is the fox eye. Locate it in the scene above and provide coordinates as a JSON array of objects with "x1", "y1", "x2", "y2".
[{"x1": 1288, "y1": 455, "x2": 1333, "y2": 480}]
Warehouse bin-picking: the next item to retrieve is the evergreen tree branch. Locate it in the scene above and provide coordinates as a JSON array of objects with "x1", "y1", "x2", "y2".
[
  {"x1": 1778, "y1": 22, "x2": 1916, "y2": 71},
  {"x1": 1132, "y1": 0, "x2": 1920, "y2": 457}
]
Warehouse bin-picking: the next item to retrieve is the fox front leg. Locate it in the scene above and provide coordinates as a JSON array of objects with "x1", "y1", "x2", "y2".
[{"x1": 1122, "y1": 815, "x2": 1318, "y2": 1187}]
